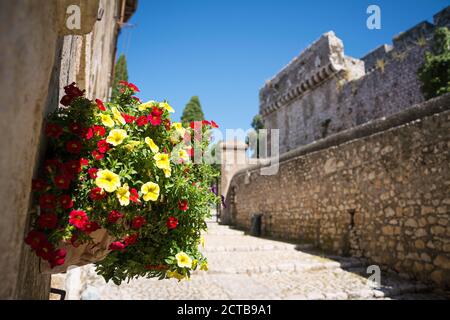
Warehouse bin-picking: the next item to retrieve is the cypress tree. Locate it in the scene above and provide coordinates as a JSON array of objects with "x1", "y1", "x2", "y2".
[
  {"x1": 181, "y1": 96, "x2": 205, "y2": 124},
  {"x1": 112, "y1": 54, "x2": 129, "y2": 98}
]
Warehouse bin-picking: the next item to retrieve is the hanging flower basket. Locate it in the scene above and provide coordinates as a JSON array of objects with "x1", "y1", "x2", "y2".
[{"x1": 26, "y1": 81, "x2": 219, "y2": 284}]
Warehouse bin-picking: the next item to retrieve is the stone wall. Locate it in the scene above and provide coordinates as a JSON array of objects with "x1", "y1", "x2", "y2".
[
  {"x1": 0, "y1": 0, "x2": 136, "y2": 299},
  {"x1": 224, "y1": 93, "x2": 450, "y2": 288},
  {"x1": 260, "y1": 6, "x2": 450, "y2": 154}
]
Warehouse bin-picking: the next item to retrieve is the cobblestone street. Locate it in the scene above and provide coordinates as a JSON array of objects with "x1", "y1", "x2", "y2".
[{"x1": 75, "y1": 220, "x2": 449, "y2": 300}]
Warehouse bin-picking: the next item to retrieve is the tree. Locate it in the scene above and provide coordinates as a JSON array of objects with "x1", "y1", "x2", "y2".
[
  {"x1": 112, "y1": 54, "x2": 129, "y2": 98},
  {"x1": 181, "y1": 96, "x2": 205, "y2": 125},
  {"x1": 418, "y1": 27, "x2": 450, "y2": 100},
  {"x1": 251, "y1": 114, "x2": 264, "y2": 131},
  {"x1": 246, "y1": 114, "x2": 265, "y2": 158}
]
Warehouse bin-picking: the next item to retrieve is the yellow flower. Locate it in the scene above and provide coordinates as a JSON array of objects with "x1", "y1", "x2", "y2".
[
  {"x1": 138, "y1": 100, "x2": 156, "y2": 111},
  {"x1": 159, "y1": 102, "x2": 174, "y2": 113},
  {"x1": 100, "y1": 114, "x2": 114, "y2": 128},
  {"x1": 178, "y1": 149, "x2": 189, "y2": 162},
  {"x1": 171, "y1": 122, "x2": 186, "y2": 136},
  {"x1": 116, "y1": 184, "x2": 130, "y2": 206},
  {"x1": 124, "y1": 140, "x2": 140, "y2": 151},
  {"x1": 170, "y1": 134, "x2": 181, "y2": 145},
  {"x1": 166, "y1": 270, "x2": 187, "y2": 281},
  {"x1": 153, "y1": 153, "x2": 170, "y2": 170},
  {"x1": 95, "y1": 169, "x2": 121, "y2": 192},
  {"x1": 145, "y1": 137, "x2": 159, "y2": 153},
  {"x1": 200, "y1": 261, "x2": 208, "y2": 271},
  {"x1": 192, "y1": 259, "x2": 198, "y2": 269},
  {"x1": 106, "y1": 129, "x2": 127, "y2": 146},
  {"x1": 163, "y1": 167, "x2": 171, "y2": 178},
  {"x1": 175, "y1": 252, "x2": 193, "y2": 268},
  {"x1": 111, "y1": 107, "x2": 126, "y2": 125},
  {"x1": 200, "y1": 235, "x2": 205, "y2": 248},
  {"x1": 171, "y1": 148, "x2": 190, "y2": 164},
  {"x1": 141, "y1": 181, "x2": 160, "y2": 201}
]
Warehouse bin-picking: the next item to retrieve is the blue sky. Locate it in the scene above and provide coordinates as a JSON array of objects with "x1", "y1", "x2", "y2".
[{"x1": 117, "y1": 0, "x2": 448, "y2": 136}]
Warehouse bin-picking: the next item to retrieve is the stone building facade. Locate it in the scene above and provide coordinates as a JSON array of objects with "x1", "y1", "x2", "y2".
[
  {"x1": 260, "y1": 6, "x2": 450, "y2": 154},
  {"x1": 225, "y1": 94, "x2": 450, "y2": 288},
  {"x1": 223, "y1": 6, "x2": 450, "y2": 288},
  {"x1": 0, "y1": 0, "x2": 137, "y2": 299}
]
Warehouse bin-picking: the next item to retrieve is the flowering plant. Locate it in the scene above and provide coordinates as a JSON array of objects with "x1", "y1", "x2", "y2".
[{"x1": 26, "y1": 81, "x2": 219, "y2": 284}]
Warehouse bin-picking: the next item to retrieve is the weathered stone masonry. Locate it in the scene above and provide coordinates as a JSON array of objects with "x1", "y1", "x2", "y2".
[
  {"x1": 260, "y1": 7, "x2": 450, "y2": 154},
  {"x1": 0, "y1": 0, "x2": 136, "y2": 299},
  {"x1": 225, "y1": 93, "x2": 450, "y2": 288}
]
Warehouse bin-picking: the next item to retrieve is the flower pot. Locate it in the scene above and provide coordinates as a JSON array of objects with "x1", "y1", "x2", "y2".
[{"x1": 40, "y1": 228, "x2": 115, "y2": 274}]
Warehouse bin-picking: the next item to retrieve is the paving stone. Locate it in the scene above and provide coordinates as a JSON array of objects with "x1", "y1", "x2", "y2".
[{"x1": 80, "y1": 222, "x2": 449, "y2": 300}]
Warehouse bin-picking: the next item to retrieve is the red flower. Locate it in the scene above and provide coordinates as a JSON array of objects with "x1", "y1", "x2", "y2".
[
  {"x1": 132, "y1": 96, "x2": 142, "y2": 103},
  {"x1": 86, "y1": 125, "x2": 106, "y2": 140},
  {"x1": 131, "y1": 216, "x2": 146, "y2": 229},
  {"x1": 127, "y1": 83, "x2": 140, "y2": 92},
  {"x1": 83, "y1": 221, "x2": 100, "y2": 234},
  {"x1": 148, "y1": 114, "x2": 162, "y2": 126},
  {"x1": 36, "y1": 242, "x2": 55, "y2": 261},
  {"x1": 97, "y1": 139, "x2": 110, "y2": 153},
  {"x1": 93, "y1": 125, "x2": 106, "y2": 137},
  {"x1": 166, "y1": 216, "x2": 178, "y2": 230},
  {"x1": 69, "y1": 123, "x2": 84, "y2": 135},
  {"x1": 190, "y1": 121, "x2": 201, "y2": 129},
  {"x1": 54, "y1": 175, "x2": 71, "y2": 190},
  {"x1": 122, "y1": 113, "x2": 136, "y2": 123},
  {"x1": 202, "y1": 120, "x2": 211, "y2": 126},
  {"x1": 211, "y1": 120, "x2": 219, "y2": 128},
  {"x1": 136, "y1": 115, "x2": 148, "y2": 126},
  {"x1": 88, "y1": 167, "x2": 98, "y2": 179},
  {"x1": 95, "y1": 98, "x2": 106, "y2": 111},
  {"x1": 109, "y1": 241, "x2": 126, "y2": 251},
  {"x1": 50, "y1": 248, "x2": 67, "y2": 268},
  {"x1": 64, "y1": 82, "x2": 84, "y2": 97},
  {"x1": 59, "y1": 195, "x2": 73, "y2": 209},
  {"x1": 64, "y1": 159, "x2": 82, "y2": 175},
  {"x1": 39, "y1": 194, "x2": 56, "y2": 209},
  {"x1": 92, "y1": 150, "x2": 104, "y2": 160},
  {"x1": 85, "y1": 127, "x2": 94, "y2": 140},
  {"x1": 53, "y1": 248, "x2": 67, "y2": 259},
  {"x1": 37, "y1": 213, "x2": 58, "y2": 229},
  {"x1": 66, "y1": 140, "x2": 82, "y2": 154},
  {"x1": 45, "y1": 123, "x2": 63, "y2": 138},
  {"x1": 151, "y1": 106, "x2": 163, "y2": 117},
  {"x1": 178, "y1": 200, "x2": 189, "y2": 212},
  {"x1": 119, "y1": 80, "x2": 140, "y2": 92},
  {"x1": 164, "y1": 119, "x2": 171, "y2": 131},
  {"x1": 123, "y1": 233, "x2": 138, "y2": 246},
  {"x1": 89, "y1": 187, "x2": 106, "y2": 201},
  {"x1": 25, "y1": 230, "x2": 48, "y2": 250},
  {"x1": 44, "y1": 159, "x2": 62, "y2": 173},
  {"x1": 69, "y1": 210, "x2": 88, "y2": 230},
  {"x1": 69, "y1": 234, "x2": 80, "y2": 248},
  {"x1": 130, "y1": 188, "x2": 139, "y2": 203},
  {"x1": 60, "y1": 94, "x2": 74, "y2": 106},
  {"x1": 108, "y1": 210, "x2": 124, "y2": 223},
  {"x1": 32, "y1": 179, "x2": 47, "y2": 191},
  {"x1": 80, "y1": 158, "x2": 89, "y2": 167},
  {"x1": 60, "y1": 82, "x2": 84, "y2": 106}
]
